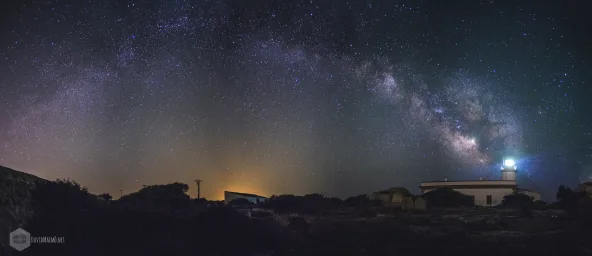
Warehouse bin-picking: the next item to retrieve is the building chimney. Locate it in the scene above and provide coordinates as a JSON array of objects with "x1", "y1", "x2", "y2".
[{"x1": 444, "y1": 176, "x2": 448, "y2": 181}]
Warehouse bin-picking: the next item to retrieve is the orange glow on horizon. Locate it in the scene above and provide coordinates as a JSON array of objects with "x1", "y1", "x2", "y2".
[
  {"x1": 207, "y1": 165, "x2": 273, "y2": 201},
  {"x1": 214, "y1": 182, "x2": 269, "y2": 201}
]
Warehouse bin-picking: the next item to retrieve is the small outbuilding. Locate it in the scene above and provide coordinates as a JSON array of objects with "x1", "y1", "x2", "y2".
[{"x1": 371, "y1": 187, "x2": 412, "y2": 208}]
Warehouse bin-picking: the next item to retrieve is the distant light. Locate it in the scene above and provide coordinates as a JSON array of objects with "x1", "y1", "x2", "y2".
[{"x1": 504, "y1": 159, "x2": 515, "y2": 167}]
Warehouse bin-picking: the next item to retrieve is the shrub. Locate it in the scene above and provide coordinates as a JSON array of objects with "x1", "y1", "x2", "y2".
[
  {"x1": 502, "y1": 193, "x2": 534, "y2": 208},
  {"x1": 421, "y1": 188, "x2": 474, "y2": 208}
]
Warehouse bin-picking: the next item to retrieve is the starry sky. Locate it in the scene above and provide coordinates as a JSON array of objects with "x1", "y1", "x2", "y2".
[{"x1": 1, "y1": 0, "x2": 591, "y2": 201}]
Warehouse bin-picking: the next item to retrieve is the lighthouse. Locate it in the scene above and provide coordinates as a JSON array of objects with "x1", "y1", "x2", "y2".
[{"x1": 500, "y1": 159, "x2": 517, "y2": 181}]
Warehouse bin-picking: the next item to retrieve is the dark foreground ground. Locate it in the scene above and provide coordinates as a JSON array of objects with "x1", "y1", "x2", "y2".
[
  {"x1": 269, "y1": 208, "x2": 590, "y2": 256},
  {"x1": 290, "y1": 208, "x2": 590, "y2": 255},
  {"x1": 4, "y1": 206, "x2": 591, "y2": 256},
  {"x1": 1, "y1": 175, "x2": 590, "y2": 255}
]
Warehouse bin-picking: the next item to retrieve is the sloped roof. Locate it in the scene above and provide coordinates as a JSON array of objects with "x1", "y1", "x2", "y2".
[{"x1": 224, "y1": 191, "x2": 267, "y2": 198}]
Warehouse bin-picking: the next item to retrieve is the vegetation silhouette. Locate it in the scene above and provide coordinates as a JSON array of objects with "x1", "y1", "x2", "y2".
[
  {"x1": 3, "y1": 175, "x2": 591, "y2": 255},
  {"x1": 421, "y1": 187, "x2": 475, "y2": 208},
  {"x1": 24, "y1": 179, "x2": 284, "y2": 256},
  {"x1": 262, "y1": 193, "x2": 345, "y2": 215},
  {"x1": 501, "y1": 192, "x2": 535, "y2": 217},
  {"x1": 98, "y1": 193, "x2": 112, "y2": 201},
  {"x1": 344, "y1": 194, "x2": 382, "y2": 208}
]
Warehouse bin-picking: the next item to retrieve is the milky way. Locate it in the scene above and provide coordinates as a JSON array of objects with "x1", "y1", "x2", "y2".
[{"x1": 1, "y1": 0, "x2": 591, "y2": 200}]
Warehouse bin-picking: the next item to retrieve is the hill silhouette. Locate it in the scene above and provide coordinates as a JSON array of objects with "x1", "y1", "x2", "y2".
[{"x1": 0, "y1": 165, "x2": 46, "y2": 183}]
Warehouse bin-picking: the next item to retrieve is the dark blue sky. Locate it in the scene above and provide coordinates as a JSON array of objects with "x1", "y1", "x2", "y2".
[{"x1": 0, "y1": 0, "x2": 590, "y2": 201}]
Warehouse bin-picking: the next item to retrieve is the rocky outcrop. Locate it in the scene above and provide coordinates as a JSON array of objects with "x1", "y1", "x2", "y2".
[{"x1": 0, "y1": 166, "x2": 47, "y2": 249}]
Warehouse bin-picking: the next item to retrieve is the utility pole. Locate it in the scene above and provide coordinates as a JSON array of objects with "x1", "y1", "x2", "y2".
[
  {"x1": 194, "y1": 179, "x2": 203, "y2": 199},
  {"x1": 120, "y1": 190, "x2": 123, "y2": 198}
]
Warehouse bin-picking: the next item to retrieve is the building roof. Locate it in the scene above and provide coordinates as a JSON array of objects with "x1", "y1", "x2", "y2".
[
  {"x1": 420, "y1": 180, "x2": 517, "y2": 190},
  {"x1": 224, "y1": 191, "x2": 267, "y2": 198}
]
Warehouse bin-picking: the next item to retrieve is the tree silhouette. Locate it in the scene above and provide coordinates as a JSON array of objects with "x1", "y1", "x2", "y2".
[
  {"x1": 117, "y1": 182, "x2": 191, "y2": 214},
  {"x1": 98, "y1": 193, "x2": 112, "y2": 201},
  {"x1": 555, "y1": 185, "x2": 588, "y2": 213}
]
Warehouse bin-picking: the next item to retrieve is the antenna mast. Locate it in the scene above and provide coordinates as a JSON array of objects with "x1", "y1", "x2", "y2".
[{"x1": 194, "y1": 179, "x2": 203, "y2": 199}]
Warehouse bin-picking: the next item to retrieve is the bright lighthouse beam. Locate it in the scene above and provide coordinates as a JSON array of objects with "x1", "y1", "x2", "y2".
[{"x1": 504, "y1": 159, "x2": 515, "y2": 167}]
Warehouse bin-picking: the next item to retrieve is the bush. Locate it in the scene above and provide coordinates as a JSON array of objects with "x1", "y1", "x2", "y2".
[
  {"x1": 502, "y1": 193, "x2": 534, "y2": 208},
  {"x1": 116, "y1": 182, "x2": 192, "y2": 212},
  {"x1": 421, "y1": 188, "x2": 474, "y2": 208},
  {"x1": 262, "y1": 194, "x2": 344, "y2": 214},
  {"x1": 98, "y1": 193, "x2": 112, "y2": 201},
  {"x1": 29, "y1": 178, "x2": 97, "y2": 220}
]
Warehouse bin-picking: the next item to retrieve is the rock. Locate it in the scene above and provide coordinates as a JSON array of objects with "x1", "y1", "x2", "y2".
[{"x1": 0, "y1": 166, "x2": 47, "y2": 249}]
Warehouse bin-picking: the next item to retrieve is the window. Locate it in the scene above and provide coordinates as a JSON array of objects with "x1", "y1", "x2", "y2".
[{"x1": 486, "y1": 195, "x2": 492, "y2": 205}]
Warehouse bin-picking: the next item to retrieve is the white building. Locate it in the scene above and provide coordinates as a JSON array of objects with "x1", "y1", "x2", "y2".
[
  {"x1": 420, "y1": 159, "x2": 541, "y2": 206},
  {"x1": 224, "y1": 191, "x2": 268, "y2": 204}
]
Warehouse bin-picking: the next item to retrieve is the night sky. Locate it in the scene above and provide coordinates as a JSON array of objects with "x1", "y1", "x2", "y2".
[{"x1": 1, "y1": 0, "x2": 591, "y2": 201}]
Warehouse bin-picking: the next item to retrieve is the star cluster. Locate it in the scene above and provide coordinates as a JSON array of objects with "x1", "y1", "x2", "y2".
[{"x1": 1, "y1": 0, "x2": 591, "y2": 200}]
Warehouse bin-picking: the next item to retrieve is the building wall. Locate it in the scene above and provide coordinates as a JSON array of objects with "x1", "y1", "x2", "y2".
[
  {"x1": 423, "y1": 187, "x2": 514, "y2": 206},
  {"x1": 501, "y1": 169, "x2": 517, "y2": 181},
  {"x1": 421, "y1": 180, "x2": 517, "y2": 187},
  {"x1": 371, "y1": 193, "x2": 391, "y2": 202},
  {"x1": 391, "y1": 193, "x2": 405, "y2": 203},
  {"x1": 224, "y1": 192, "x2": 267, "y2": 204}
]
